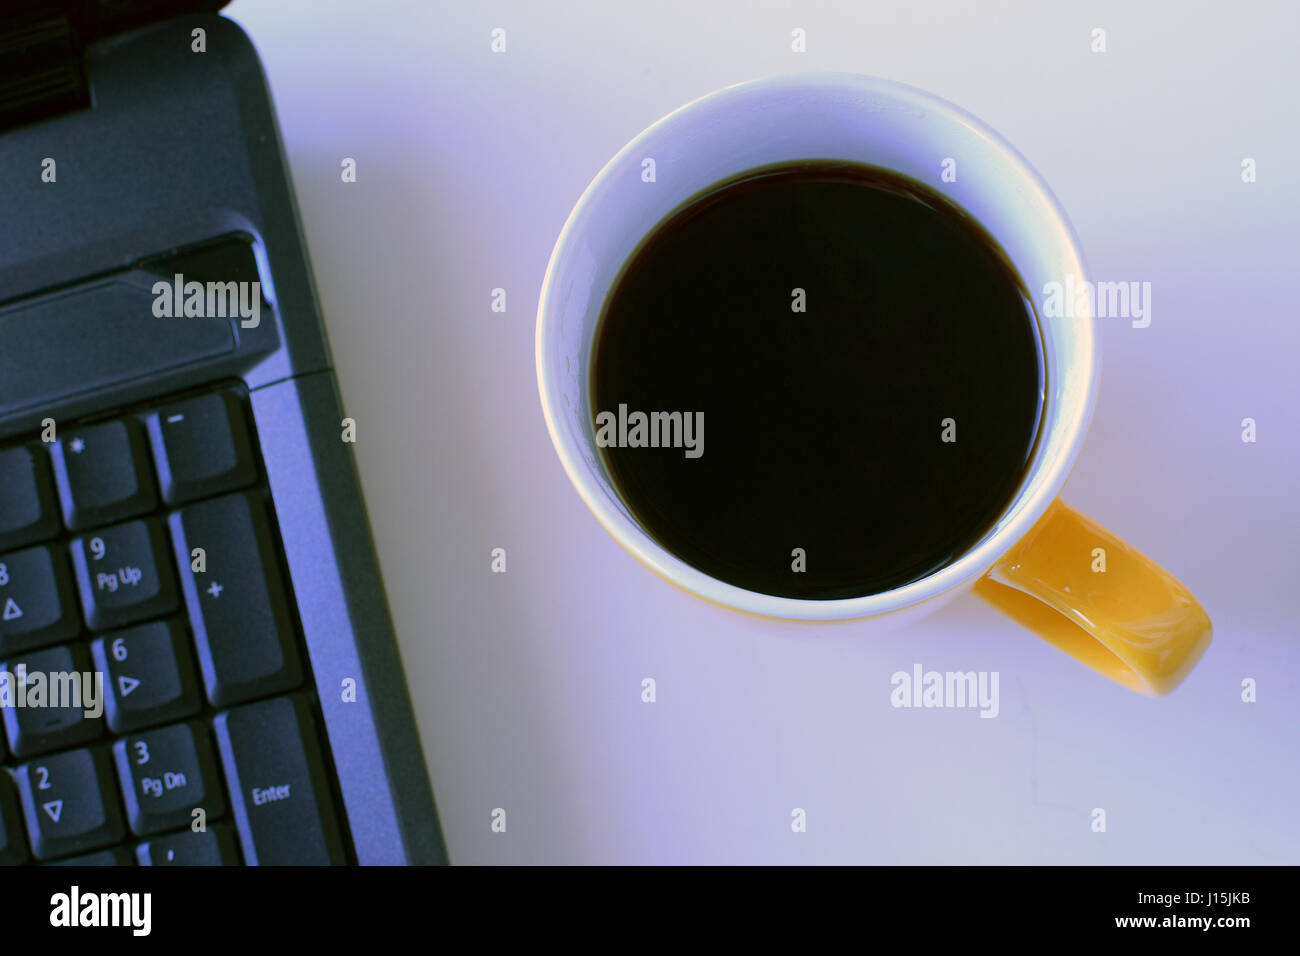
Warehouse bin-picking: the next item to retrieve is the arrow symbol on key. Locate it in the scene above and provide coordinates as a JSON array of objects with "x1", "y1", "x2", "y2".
[
  {"x1": 43, "y1": 800, "x2": 63, "y2": 823},
  {"x1": 118, "y1": 676, "x2": 141, "y2": 697}
]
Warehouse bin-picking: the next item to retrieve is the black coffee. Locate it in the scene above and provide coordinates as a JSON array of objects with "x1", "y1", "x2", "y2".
[{"x1": 592, "y1": 161, "x2": 1043, "y2": 600}]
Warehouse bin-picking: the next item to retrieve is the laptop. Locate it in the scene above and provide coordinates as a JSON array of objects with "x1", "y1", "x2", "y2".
[{"x1": 0, "y1": 0, "x2": 448, "y2": 865}]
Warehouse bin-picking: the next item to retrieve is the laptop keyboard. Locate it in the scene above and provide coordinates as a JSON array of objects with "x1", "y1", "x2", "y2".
[{"x1": 0, "y1": 384, "x2": 349, "y2": 865}]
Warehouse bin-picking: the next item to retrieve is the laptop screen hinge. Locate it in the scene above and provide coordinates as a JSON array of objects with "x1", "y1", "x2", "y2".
[
  {"x1": 0, "y1": 12, "x2": 89, "y2": 133},
  {"x1": 0, "y1": 2, "x2": 231, "y2": 134}
]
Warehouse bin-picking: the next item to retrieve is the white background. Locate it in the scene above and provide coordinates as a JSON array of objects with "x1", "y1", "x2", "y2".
[{"x1": 226, "y1": 0, "x2": 1299, "y2": 864}]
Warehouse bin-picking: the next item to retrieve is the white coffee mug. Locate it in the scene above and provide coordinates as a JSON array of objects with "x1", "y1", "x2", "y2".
[{"x1": 536, "y1": 73, "x2": 1210, "y2": 696}]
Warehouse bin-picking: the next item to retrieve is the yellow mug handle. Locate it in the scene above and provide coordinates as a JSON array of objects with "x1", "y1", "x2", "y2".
[{"x1": 973, "y1": 499, "x2": 1212, "y2": 696}]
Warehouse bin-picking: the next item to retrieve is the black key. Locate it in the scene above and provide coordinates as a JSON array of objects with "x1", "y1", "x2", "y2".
[
  {"x1": 147, "y1": 392, "x2": 257, "y2": 505},
  {"x1": 44, "y1": 847, "x2": 134, "y2": 865},
  {"x1": 113, "y1": 721, "x2": 225, "y2": 836},
  {"x1": 170, "y1": 492, "x2": 300, "y2": 707},
  {"x1": 0, "y1": 643, "x2": 103, "y2": 758},
  {"x1": 0, "y1": 544, "x2": 80, "y2": 655},
  {"x1": 0, "y1": 770, "x2": 28, "y2": 865},
  {"x1": 138, "y1": 824, "x2": 241, "y2": 865},
  {"x1": 50, "y1": 419, "x2": 158, "y2": 531},
  {"x1": 70, "y1": 519, "x2": 177, "y2": 631},
  {"x1": 0, "y1": 445, "x2": 60, "y2": 552},
  {"x1": 16, "y1": 746, "x2": 125, "y2": 860},
  {"x1": 214, "y1": 695, "x2": 344, "y2": 865},
  {"x1": 91, "y1": 619, "x2": 201, "y2": 733}
]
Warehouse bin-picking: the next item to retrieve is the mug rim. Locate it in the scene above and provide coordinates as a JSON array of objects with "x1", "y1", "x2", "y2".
[{"x1": 536, "y1": 72, "x2": 1099, "y2": 621}]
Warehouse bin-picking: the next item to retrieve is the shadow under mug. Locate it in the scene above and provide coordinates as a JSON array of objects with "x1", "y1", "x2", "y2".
[{"x1": 536, "y1": 73, "x2": 1211, "y2": 696}]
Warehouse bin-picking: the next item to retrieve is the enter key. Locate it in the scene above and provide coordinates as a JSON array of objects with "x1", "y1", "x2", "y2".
[{"x1": 214, "y1": 694, "x2": 346, "y2": 865}]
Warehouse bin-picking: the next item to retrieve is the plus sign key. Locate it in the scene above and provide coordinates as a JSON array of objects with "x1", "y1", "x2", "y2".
[{"x1": 169, "y1": 491, "x2": 301, "y2": 707}]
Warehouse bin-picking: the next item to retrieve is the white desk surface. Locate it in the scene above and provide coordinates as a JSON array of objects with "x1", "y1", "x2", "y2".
[{"x1": 225, "y1": 0, "x2": 1299, "y2": 864}]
